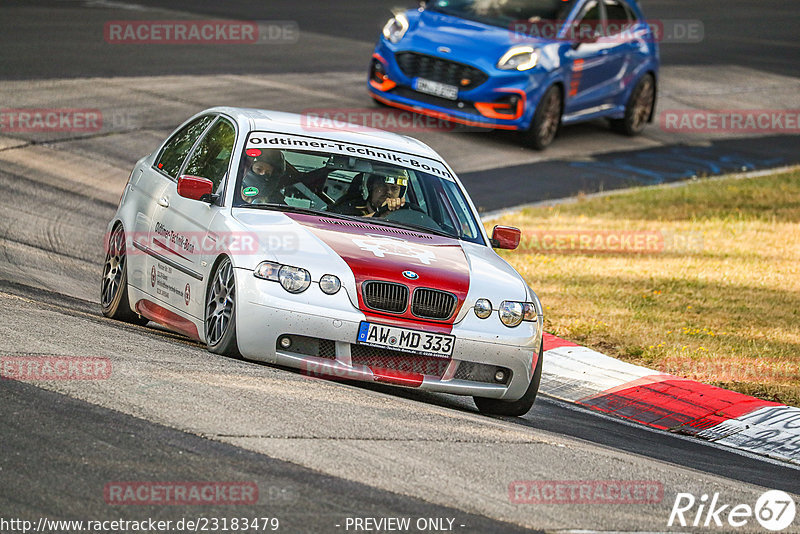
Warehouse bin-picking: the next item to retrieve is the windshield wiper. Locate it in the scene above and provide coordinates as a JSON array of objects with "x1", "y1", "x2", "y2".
[
  {"x1": 238, "y1": 203, "x2": 342, "y2": 218},
  {"x1": 238, "y1": 204, "x2": 460, "y2": 239},
  {"x1": 366, "y1": 218, "x2": 458, "y2": 240},
  {"x1": 236, "y1": 203, "x2": 376, "y2": 223}
]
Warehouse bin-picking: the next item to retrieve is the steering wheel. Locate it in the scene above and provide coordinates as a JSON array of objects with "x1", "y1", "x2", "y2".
[
  {"x1": 374, "y1": 202, "x2": 444, "y2": 232},
  {"x1": 373, "y1": 201, "x2": 424, "y2": 219}
]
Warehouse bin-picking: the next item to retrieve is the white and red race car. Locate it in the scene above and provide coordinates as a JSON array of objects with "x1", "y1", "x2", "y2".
[{"x1": 102, "y1": 107, "x2": 543, "y2": 415}]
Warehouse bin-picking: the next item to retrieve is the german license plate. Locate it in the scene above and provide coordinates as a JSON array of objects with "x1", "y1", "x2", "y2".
[
  {"x1": 357, "y1": 322, "x2": 454, "y2": 358},
  {"x1": 414, "y1": 78, "x2": 459, "y2": 100}
]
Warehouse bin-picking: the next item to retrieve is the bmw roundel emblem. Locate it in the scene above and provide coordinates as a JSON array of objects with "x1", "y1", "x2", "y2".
[{"x1": 402, "y1": 270, "x2": 419, "y2": 280}]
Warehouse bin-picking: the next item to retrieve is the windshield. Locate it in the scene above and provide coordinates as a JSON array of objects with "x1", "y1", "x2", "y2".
[
  {"x1": 234, "y1": 133, "x2": 485, "y2": 245},
  {"x1": 428, "y1": 0, "x2": 576, "y2": 30}
]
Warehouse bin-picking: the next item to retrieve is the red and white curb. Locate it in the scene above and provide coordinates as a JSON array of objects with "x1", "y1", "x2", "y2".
[{"x1": 540, "y1": 333, "x2": 800, "y2": 465}]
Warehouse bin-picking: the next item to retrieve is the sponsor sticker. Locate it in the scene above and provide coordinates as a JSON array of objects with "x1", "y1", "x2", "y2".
[{"x1": 246, "y1": 132, "x2": 454, "y2": 180}]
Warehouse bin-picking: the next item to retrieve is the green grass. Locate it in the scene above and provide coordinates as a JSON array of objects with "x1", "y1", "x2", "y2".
[{"x1": 489, "y1": 168, "x2": 800, "y2": 406}]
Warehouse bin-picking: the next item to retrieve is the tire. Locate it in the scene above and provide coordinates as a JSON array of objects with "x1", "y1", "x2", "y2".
[
  {"x1": 474, "y1": 342, "x2": 543, "y2": 417},
  {"x1": 205, "y1": 257, "x2": 241, "y2": 357},
  {"x1": 520, "y1": 85, "x2": 562, "y2": 150},
  {"x1": 101, "y1": 225, "x2": 149, "y2": 325},
  {"x1": 611, "y1": 73, "x2": 655, "y2": 136}
]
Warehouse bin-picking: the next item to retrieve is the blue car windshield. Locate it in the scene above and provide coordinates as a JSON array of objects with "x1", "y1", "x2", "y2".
[{"x1": 428, "y1": 0, "x2": 576, "y2": 28}]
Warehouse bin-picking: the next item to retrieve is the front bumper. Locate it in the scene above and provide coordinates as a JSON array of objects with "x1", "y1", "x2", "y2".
[
  {"x1": 235, "y1": 268, "x2": 542, "y2": 401},
  {"x1": 368, "y1": 43, "x2": 549, "y2": 132}
]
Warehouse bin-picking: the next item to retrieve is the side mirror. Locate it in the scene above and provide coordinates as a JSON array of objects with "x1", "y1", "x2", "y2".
[
  {"x1": 491, "y1": 225, "x2": 521, "y2": 250},
  {"x1": 177, "y1": 175, "x2": 216, "y2": 203}
]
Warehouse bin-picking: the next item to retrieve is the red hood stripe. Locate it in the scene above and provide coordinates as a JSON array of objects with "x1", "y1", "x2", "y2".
[{"x1": 287, "y1": 213, "x2": 470, "y2": 332}]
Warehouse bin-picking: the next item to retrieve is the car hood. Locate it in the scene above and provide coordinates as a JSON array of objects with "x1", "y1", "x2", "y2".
[
  {"x1": 402, "y1": 9, "x2": 555, "y2": 70},
  {"x1": 231, "y1": 209, "x2": 529, "y2": 328}
]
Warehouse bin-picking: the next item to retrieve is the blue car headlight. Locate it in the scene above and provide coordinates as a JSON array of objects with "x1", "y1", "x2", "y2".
[
  {"x1": 497, "y1": 46, "x2": 539, "y2": 71},
  {"x1": 383, "y1": 12, "x2": 409, "y2": 43}
]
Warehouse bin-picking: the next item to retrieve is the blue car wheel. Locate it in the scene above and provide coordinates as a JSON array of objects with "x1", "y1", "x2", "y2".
[
  {"x1": 521, "y1": 85, "x2": 562, "y2": 150},
  {"x1": 611, "y1": 73, "x2": 656, "y2": 136}
]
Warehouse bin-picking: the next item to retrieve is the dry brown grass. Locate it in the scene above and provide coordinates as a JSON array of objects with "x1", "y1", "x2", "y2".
[{"x1": 489, "y1": 168, "x2": 800, "y2": 406}]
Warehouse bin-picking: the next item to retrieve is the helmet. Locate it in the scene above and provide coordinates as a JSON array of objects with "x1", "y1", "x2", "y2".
[
  {"x1": 241, "y1": 149, "x2": 286, "y2": 201},
  {"x1": 364, "y1": 167, "x2": 409, "y2": 199},
  {"x1": 250, "y1": 149, "x2": 286, "y2": 177}
]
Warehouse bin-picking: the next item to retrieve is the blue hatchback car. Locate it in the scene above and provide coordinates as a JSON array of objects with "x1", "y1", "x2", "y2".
[{"x1": 368, "y1": 0, "x2": 659, "y2": 148}]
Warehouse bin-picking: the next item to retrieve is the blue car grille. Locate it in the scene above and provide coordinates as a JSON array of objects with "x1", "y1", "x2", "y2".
[{"x1": 395, "y1": 52, "x2": 488, "y2": 90}]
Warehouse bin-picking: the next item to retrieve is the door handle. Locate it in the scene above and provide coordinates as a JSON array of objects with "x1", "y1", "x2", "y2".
[{"x1": 158, "y1": 196, "x2": 170, "y2": 208}]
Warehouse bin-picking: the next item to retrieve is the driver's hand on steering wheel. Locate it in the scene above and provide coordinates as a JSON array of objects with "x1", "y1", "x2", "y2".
[
  {"x1": 380, "y1": 197, "x2": 405, "y2": 213},
  {"x1": 365, "y1": 197, "x2": 405, "y2": 217}
]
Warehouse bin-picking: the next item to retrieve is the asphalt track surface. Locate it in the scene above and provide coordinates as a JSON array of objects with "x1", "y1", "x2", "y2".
[{"x1": 1, "y1": 1, "x2": 799, "y2": 532}]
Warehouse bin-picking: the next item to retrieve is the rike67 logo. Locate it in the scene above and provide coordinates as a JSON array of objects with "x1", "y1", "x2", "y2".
[{"x1": 668, "y1": 490, "x2": 796, "y2": 531}]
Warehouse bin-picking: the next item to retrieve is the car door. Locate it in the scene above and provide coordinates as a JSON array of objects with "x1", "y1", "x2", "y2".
[
  {"x1": 597, "y1": 0, "x2": 639, "y2": 101},
  {"x1": 128, "y1": 114, "x2": 215, "y2": 294},
  {"x1": 151, "y1": 115, "x2": 237, "y2": 321},
  {"x1": 563, "y1": 0, "x2": 618, "y2": 115}
]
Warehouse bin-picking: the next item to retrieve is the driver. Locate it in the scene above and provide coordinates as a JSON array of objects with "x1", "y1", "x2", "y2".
[
  {"x1": 336, "y1": 169, "x2": 408, "y2": 217},
  {"x1": 240, "y1": 149, "x2": 287, "y2": 204}
]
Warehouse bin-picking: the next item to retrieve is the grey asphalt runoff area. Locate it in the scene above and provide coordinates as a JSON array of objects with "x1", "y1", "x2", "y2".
[{"x1": 1, "y1": 1, "x2": 799, "y2": 532}]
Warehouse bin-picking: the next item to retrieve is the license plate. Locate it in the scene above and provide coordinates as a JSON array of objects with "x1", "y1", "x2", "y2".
[
  {"x1": 414, "y1": 78, "x2": 459, "y2": 100},
  {"x1": 357, "y1": 322, "x2": 454, "y2": 358}
]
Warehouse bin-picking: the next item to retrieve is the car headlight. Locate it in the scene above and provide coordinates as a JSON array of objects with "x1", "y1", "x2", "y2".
[
  {"x1": 474, "y1": 298, "x2": 493, "y2": 319},
  {"x1": 254, "y1": 261, "x2": 280, "y2": 281},
  {"x1": 523, "y1": 302, "x2": 538, "y2": 322},
  {"x1": 497, "y1": 46, "x2": 538, "y2": 71},
  {"x1": 383, "y1": 12, "x2": 409, "y2": 43},
  {"x1": 499, "y1": 301, "x2": 524, "y2": 327},
  {"x1": 279, "y1": 265, "x2": 311, "y2": 293},
  {"x1": 254, "y1": 261, "x2": 311, "y2": 294},
  {"x1": 499, "y1": 300, "x2": 539, "y2": 327},
  {"x1": 319, "y1": 274, "x2": 341, "y2": 295}
]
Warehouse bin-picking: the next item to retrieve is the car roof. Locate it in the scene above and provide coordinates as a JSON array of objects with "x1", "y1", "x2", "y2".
[{"x1": 205, "y1": 106, "x2": 443, "y2": 162}]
